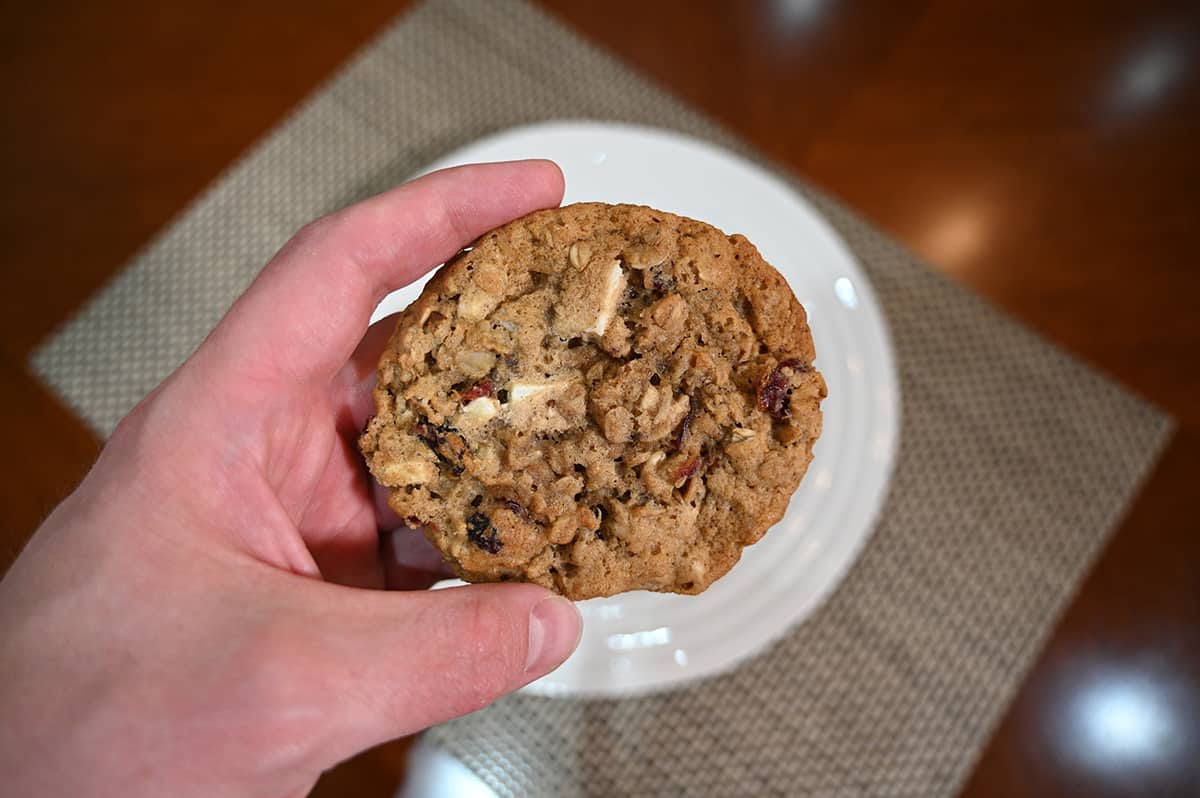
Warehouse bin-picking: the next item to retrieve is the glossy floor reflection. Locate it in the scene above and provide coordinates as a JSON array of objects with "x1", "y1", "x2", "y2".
[{"x1": 1048, "y1": 658, "x2": 1200, "y2": 794}]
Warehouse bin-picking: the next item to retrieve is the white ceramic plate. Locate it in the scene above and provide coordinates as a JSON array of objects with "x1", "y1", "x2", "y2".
[{"x1": 371, "y1": 121, "x2": 900, "y2": 697}]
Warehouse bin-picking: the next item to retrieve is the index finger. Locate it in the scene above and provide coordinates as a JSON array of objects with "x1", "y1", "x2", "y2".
[{"x1": 197, "y1": 159, "x2": 565, "y2": 388}]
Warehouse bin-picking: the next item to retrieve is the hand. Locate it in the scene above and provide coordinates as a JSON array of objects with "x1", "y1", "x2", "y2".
[{"x1": 0, "y1": 161, "x2": 582, "y2": 797}]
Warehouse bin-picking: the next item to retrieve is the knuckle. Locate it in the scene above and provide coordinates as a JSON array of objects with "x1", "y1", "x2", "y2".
[
  {"x1": 288, "y1": 214, "x2": 337, "y2": 250},
  {"x1": 436, "y1": 197, "x2": 474, "y2": 246},
  {"x1": 273, "y1": 215, "x2": 343, "y2": 273},
  {"x1": 278, "y1": 212, "x2": 371, "y2": 296}
]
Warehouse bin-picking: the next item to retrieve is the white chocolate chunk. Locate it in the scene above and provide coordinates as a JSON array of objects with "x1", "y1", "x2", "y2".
[
  {"x1": 374, "y1": 457, "x2": 436, "y2": 486},
  {"x1": 456, "y1": 350, "x2": 497, "y2": 377},
  {"x1": 457, "y1": 287, "x2": 499, "y2": 322},
  {"x1": 509, "y1": 381, "x2": 557, "y2": 403},
  {"x1": 460, "y1": 396, "x2": 500, "y2": 422},
  {"x1": 585, "y1": 260, "x2": 625, "y2": 337},
  {"x1": 506, "y1": 378, "x2": 584, "y2": 434}
]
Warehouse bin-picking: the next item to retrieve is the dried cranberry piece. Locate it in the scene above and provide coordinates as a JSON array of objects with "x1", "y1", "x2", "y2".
[
  {"x1": 675, "y1": 455, "x2": 702, "y2": 483},
  {"x1": 757, "y1": 359, "x2": 809, "y2": 419},
  {"x1": 757, "y1": 371, "x2": 789, "y2": 418},
  {"x1": 460, "y1": 377, "x2": 495, "y2": 404},
  {"x1": 466, "y1": 512, "x2": 503, "y2": 553}
]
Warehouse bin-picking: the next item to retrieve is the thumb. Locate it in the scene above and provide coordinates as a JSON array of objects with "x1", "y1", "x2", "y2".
[{"x1": 299, "y1": 581, "x2": 581, "y2": 762}]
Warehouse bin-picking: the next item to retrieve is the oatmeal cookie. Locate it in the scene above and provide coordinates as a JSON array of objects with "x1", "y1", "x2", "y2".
[{"x1": 360, "y1": 203, "x2": 825, "y2": 599}]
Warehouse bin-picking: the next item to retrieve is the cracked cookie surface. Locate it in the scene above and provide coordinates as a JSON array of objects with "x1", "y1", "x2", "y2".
[{"x1": 360, "y1": 203, "x2": 825, "y2": 599}]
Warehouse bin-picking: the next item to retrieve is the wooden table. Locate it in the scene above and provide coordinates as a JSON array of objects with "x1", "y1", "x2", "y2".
[{"x1": 2, "y1": 1, "x2": 1196, "y2": 795}]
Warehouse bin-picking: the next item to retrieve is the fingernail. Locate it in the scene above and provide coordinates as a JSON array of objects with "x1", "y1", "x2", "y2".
[{"x1": 526, "y1": 595, "x2": 582, "y2": 674}]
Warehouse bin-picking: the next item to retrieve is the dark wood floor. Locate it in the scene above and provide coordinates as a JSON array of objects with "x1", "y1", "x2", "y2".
[{"x1": 1, "y1": 1, "x2": 1197, "y2": 795}]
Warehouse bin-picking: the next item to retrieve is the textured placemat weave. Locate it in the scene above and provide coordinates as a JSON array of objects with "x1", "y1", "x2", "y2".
[{"x1": 31, "y1": 1, "x2": 1172, "y2": 795}]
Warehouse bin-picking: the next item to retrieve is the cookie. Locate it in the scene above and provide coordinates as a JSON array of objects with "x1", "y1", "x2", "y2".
[{"x1": 360, "y1": 203, "x2": 825, "y2": 599}]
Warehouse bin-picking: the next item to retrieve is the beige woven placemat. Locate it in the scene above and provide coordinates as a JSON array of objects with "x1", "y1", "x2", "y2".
[{"x1": 31, "y1": 1, "x2": 1172, "y2": 795}]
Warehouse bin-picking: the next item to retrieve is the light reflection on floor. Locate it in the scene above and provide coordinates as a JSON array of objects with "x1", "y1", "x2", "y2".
[
  {"x1": 1072, "y1": 673, "x2": 1176, "y2": 766},
  {"x1": 1054, "y1": 664, "x2": 1194, "y2": 782}
]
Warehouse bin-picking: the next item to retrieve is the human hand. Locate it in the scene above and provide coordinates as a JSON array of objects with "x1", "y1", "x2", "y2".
[{"x1": 0, "y1": 161, "x2": 582, "y2": 797}]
